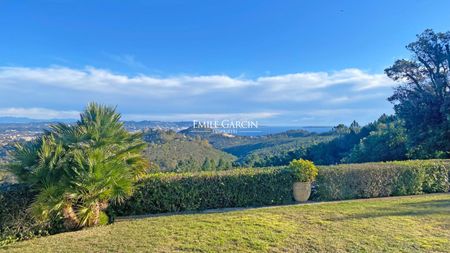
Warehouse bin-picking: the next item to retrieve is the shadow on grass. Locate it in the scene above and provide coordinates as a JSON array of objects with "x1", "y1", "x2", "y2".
[
  {"x1": 117, "y1": 195, "x2": 450, "y2": 222},
  {"x1": 327, "y1": 199, "x2": 450, "y2": 221},
  {"x1": 116, "y1": 207, "x2": 252, "y2": 221},
  {"x1": 399, "y1": 199, "x2": 450, "y2": 209}
]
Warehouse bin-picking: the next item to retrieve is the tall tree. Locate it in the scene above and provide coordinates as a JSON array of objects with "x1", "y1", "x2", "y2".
[
  {"x1": 385, "y1": 29, "x2": 450, "y2": 158},
  {"x1": 342, "y1": 116, "x2": 407, "y2": 163},
  {"x1": 210, "y1": 159, "x2": 216, "y2": 170},
  {"x1": 217, "y1": 158, "x2": 226, "y2": 170},
  {"x1": 201, "y1": 158, "x2": 211, "y2": 171}
]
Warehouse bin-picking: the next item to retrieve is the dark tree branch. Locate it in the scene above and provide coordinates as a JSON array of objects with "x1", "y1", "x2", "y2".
[{"x1": 405, "y1": 73, "x2": 424, "y2": 92}]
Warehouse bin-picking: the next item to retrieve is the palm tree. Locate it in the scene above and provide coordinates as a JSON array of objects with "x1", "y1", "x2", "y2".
[{"x1": 10, "y1": 103, "x2": 148, "y2": 229}]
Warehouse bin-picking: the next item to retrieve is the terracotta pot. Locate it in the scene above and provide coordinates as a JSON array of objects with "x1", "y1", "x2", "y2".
[{"x1": 293, "y1": 181, "x2": 311, "y2": 202}]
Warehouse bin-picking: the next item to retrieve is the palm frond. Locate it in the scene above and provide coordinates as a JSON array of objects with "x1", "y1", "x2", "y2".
[{"x1": 11, "y1": 102, "x2": 148, "y2": 229}]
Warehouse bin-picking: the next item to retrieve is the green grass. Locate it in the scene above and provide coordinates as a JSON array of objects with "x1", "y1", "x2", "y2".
[{"x1": 2, "y1": 194, "x2": 450, "y2": 252}]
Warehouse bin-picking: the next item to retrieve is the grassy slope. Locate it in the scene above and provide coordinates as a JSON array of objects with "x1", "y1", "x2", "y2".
[{"x1": 2, "y1": 194, "x2": 450, "y2": 253}]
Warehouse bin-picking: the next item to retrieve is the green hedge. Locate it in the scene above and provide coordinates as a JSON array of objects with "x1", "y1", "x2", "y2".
[
  {"x1": 113, "y1": 168, "x2": 295, "y2": 216},
  {"x1": 313, "y1": 160, "x2": 450, "y2": 201},
  {"x1": 115, "y1": 160, "x2": 450, "y2": 216},
  {"x1": 0, "y1": 184, "x2": 50, "y2": 246}
]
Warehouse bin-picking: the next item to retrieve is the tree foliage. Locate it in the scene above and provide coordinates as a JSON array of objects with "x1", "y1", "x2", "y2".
[
  {"x1": 342, "y1": 117, "x2": 407, "y2": 163},
  {"x1": 143, "y1": 129, "x2": 235, "y2": 172},
  {"x1": 303, "y1": 115, "x2": 407, "y2": 165},
  {"x1": 9, "y1": 103, "x2": 148, "y2": 230},
  {"x1": 385, "y1": 29, "x2": 450, "y2": 158}
]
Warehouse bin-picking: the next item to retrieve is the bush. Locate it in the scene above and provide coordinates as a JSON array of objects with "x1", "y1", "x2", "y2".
[
  {"x1": 420, "y1": 160, "x2": 450, "y2": 193},
  {"x1": 98, "y1": 211, "x2": 110, "y2": 226},
  {"x1": 313, "y1": 160, "x2": 450, "y2": 201},
  {"x1": 288, "y1": 159, "x2": 318, "y2": 182},
  {"x1": 0, "y1": 184, "x2": 50, "y2": 246},
  {"x1": 114, "y1": 168, "x2": 295, "y2": 215}
]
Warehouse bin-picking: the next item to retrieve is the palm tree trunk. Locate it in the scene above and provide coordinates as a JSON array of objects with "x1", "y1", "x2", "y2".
[
  {"x1": 62, "y1": 204, "x2": 79, "y2": 230},
  {"x1": 91, "y1": 201, "x2": 101, "y2": 226},
  {"x1": 99, "y1": 201, "x2": 109, "y2": 210}
]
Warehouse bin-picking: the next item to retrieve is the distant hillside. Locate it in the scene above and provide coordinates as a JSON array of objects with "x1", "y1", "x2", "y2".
[
  {"x1": 124, "y1": 121, "x2": 192, "y2": 131},
  {"x1": 0, "y1": 121, "x2": 336, "y2": 169},
  {"x1": 180, "y1": 127, "x2": 336, "y2": 167},
  {"x1": 143, "y1": 129, "x2": 236, "y2": 172}
]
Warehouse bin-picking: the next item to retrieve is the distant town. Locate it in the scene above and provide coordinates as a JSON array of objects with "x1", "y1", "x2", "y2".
[{"x1": 0, "y1": 119, "x2": 192, "y2": 162}]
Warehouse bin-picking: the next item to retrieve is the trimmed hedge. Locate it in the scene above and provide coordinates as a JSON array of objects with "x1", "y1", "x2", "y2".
[
  {"x1": 313, "y1": 160, "x2": 450, "y2": 201},
  {"x1": 115, "y1": 160, "x2": 450, "y2": 216},
  {"x1": 113, "y1": 168, "x2": 295, "y2": 216}
]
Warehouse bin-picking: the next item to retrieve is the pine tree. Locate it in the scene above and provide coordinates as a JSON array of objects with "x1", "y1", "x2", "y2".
[
  {"x1": 201, "y1": 158, "x2": 211, "y2": 171},
  {"x1": 210, "y1": 159, "x2": 216, "y2": 170}
]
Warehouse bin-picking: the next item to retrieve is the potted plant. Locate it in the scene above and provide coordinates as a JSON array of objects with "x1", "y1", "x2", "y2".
[{"x1": 288, "y1": 159, "x2": 318, "y2": 202}]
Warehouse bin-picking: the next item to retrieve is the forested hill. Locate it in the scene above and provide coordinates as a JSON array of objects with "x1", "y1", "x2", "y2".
[
  {"x1": 180, "y1": 127, "x2": 336, "y2": 167},
  {"x1": 178, "y1": 115, "x2": 412, "y2": 167},
  {"x1": 142, "y1": 129, "x2": 236, "y2": 172}
]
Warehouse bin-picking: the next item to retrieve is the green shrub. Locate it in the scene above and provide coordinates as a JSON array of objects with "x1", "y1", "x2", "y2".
[
  {"x1": 288, "y1": 159, "x2": 318, "y2": 182},
  {"x1": 419, "y1": 160, "x2": 450, "y2": 193},
  {"x1": 313, "y1": 159, "x2": 450, "y2": 201},
  {"x1": 98, "y1": 211, "x2": 109, "y2": 226},
  {"x1": 0, "y1": 184, "x2": 50, "y2": 246},
  {"x1": 114, "y1": 168, "x2": 295, "y2": 215}
]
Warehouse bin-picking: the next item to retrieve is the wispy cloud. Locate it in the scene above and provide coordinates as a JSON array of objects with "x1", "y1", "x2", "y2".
[
  {"x1": 0, "y1": 65, "x2": 397, "y2": 124},
  {"x1": 0, "y1": 107, "x2": 280, "y2": 122},
  {"x1": 0, "y1": 66, "x2": 251, "y2": 97},
  {"x1": 122, "y1": 112, "x2": 281, "y2": 121},
  {"x1": 0, "y1": 66, "x2": 395, "y2": 98},
  {"x1": 255, "y1": 68, "x2": 394, "y2": 100}
]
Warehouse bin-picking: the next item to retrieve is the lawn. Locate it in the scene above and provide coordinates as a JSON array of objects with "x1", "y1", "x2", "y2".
[{"x1": 2, "y1": 194, "x2": 450, "y2": 253}]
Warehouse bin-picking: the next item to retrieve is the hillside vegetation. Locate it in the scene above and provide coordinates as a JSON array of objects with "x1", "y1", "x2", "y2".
[
  {"x1": 2, "y1": 194, "x2": 449, "y2": 252},
  {"x1": 143, "y1": 129, "x2": 236, "y2": 171},
  {"x1": 181, "y1": 127, "x2": 335, "y2": 167}
]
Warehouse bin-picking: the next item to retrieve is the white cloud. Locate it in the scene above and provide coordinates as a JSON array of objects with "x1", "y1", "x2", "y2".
[
  {"x1": 0, "y1": 66, "x2": 395, "y2": 99},
  {"x1": 301, "y1": 108, "x2": 381, "y2": 116},
  {"x1": 122, "y1": 112, "x2": 281, "y2": 121},
  {"x1": 0, "y1": 65, "x2": 397, "y2": 124},
  {"x1": 257, "y1": 68, "x2": 393, "y2": 89},
  {"x1": 326, "y1": 92, "x2": 388, "y2": 104},
  {"x1": 0, "y1": 107, "x2": 280, "y2": 122},
  {"x1": 255, "y1": 68, "x2": 395, "y2": 98},
  {"x1": 0, "y1": 107, "x2": 79, "y2": 119}
]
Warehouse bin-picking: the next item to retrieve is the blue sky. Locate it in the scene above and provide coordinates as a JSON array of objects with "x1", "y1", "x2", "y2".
[{"x1": 0, "y1": 0, "x2": 449, "y2": 125}]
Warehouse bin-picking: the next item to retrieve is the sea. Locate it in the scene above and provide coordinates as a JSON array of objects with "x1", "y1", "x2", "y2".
[{"x1": 211, "y1": 126, "x2": 333, "y2": 137}]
